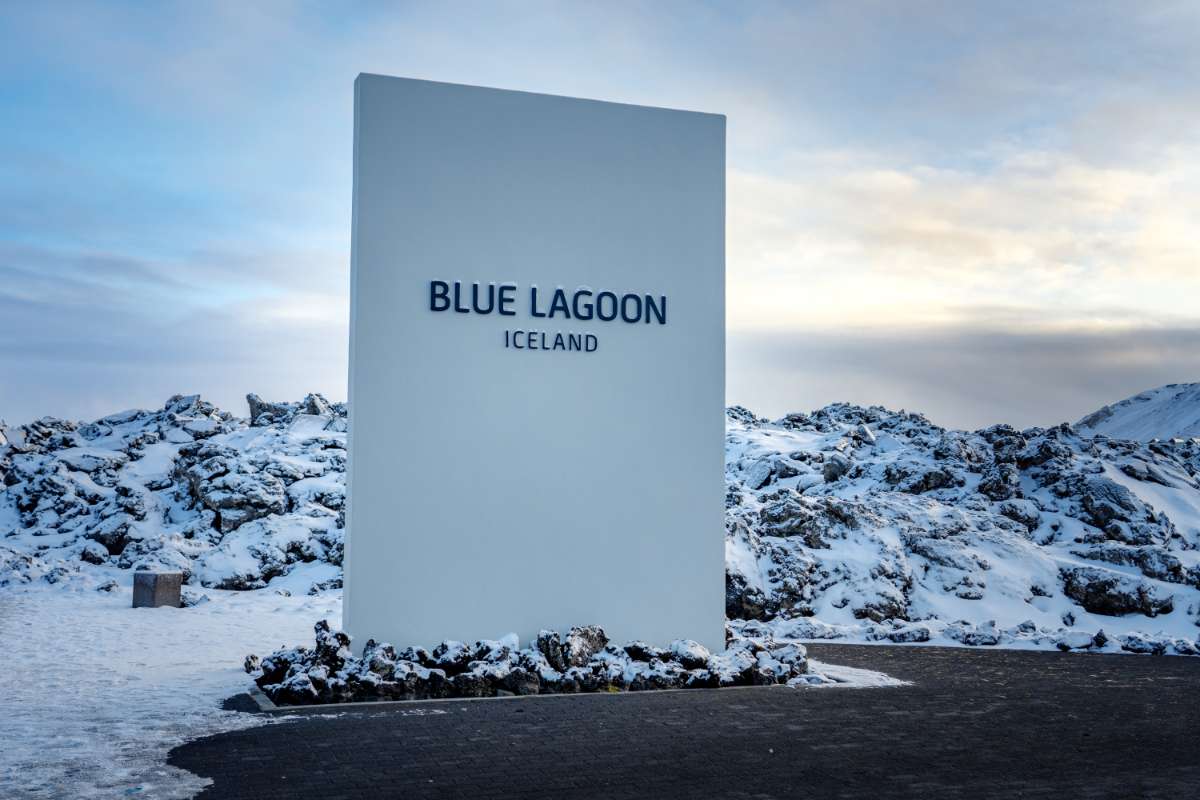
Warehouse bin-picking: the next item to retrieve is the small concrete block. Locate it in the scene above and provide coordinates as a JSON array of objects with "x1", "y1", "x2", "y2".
[{"x1": 133, "y1": 571, "x2": 183, "y2": 608}]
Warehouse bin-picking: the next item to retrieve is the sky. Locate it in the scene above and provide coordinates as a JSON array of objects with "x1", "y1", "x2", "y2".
[{"x1": 1, "y1": 1, "x2": 1198, "y2": 430}]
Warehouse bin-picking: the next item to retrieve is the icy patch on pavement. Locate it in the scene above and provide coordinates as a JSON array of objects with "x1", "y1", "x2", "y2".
[
  {"x1": 0, "y1": 581, "x2": 338, "y2": 798},
  {"x1": 806, "y1": 660, "x2": 910, "y2": 688}
]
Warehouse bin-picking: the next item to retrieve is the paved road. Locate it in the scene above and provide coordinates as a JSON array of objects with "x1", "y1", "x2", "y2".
[{"x1": 170, "y1": 644, "x2": 1200, "y2": 799}]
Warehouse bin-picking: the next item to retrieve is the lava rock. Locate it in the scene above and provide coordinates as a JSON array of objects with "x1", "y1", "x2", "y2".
[
  {"x1": 562, "y1": 625, "x2": 608, "y2": 667},
  {"x1": 252, "y1": 623, "x2": 811, "y2": 706},
  {"x1": 1060, "y1": 566, "x2": 1175, "y2": 617}
]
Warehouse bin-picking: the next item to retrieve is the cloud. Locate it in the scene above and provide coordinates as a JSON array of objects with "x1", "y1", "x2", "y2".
[
  {"x1": 728, "y1": 321, "x2": 1200, "y2": 431},
  {"x1": 0, "y1": 242, "x2": 348, "y2": 424},
  {"x1": 727, "y1": 146, "x2": 1200, "y2": 331},
  {"x1": 1, "y1": 2, "x2": 1198, "y2": 426}
]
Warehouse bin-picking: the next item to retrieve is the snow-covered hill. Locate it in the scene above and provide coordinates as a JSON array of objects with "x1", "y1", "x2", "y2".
[
  {"x1": 725, "y1": 404, "x2": 1200, "y2": 655},
  {"x1": 0, "y1": 394, "x2": 346, "y2": 594},
  {"x1": 3, "y1": 391, "x2": 1200, "y2": 656},
  {"x1": 1077, "y1": 383, "x2": 1200, "y2": 441}
]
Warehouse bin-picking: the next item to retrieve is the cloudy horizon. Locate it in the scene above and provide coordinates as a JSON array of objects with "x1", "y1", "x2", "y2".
[{"x1": 2, "y1": 1, "x2": 1198, "y2": 429}]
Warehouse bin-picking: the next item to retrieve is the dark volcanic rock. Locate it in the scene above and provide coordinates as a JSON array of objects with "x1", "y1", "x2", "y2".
[
  {"x1": 562, "y1": 625, "x2": 609, "y2": 667},
  {"x1": 251, "y1": 622, "x2": 809, "y2": 706},
  {"x1": 1060, "y1": 567, "x2": 1174, "y2": 617}
]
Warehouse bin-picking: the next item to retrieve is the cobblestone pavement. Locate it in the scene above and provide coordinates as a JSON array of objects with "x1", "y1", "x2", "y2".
[{"x1": 169, "y1": 644, "x2": 1200, "y2": 799}]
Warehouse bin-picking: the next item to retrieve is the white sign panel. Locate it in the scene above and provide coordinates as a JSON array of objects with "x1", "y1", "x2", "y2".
[{"x1": 346, "y1": 74, "x2": 725, "y2": 650}]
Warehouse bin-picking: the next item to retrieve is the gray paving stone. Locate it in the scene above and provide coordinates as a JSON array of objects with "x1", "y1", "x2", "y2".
[{"x1": 169, "y1": 644, "x2": 1200, "y2": 799}]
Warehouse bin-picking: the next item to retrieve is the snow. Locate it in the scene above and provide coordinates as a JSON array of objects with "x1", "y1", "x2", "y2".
[
  {"x1": 806, "y1": 660, "x2": 909, "y2": 688},
  {"x1": 725, "y1": 403, "x2": 1200, "y2": 655},
  {"x1": 3, "y1": 389, "x2": 1200, "y2": 797},
  {"x1": 0, "y1": 578, "x2": 338, "y2": 799},
  {"x1": 0, "y1": 576, "x2": 895, "y2": 798},
  {"x1": 1106, "y1": 462, "x2": 1200, "y2": 542},
  {"x1": 1077, "y1": 383, "x2": 1200, "y2": 441},
  {"x1": 0, "y1": 394, "x2": 346, "y2": 593}
]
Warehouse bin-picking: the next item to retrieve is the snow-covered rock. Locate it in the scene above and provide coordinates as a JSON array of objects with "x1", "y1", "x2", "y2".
[
  {"x1": 0, "y1": 393, "x2": 345, "y2": 592},
  {"x1": 3, "y1": 388, "x2": 1200, "y2": 656},
  {"x1": 724, "y1": 401, "x2": 1200, "y2": 655},
  {"x1": 250, "y1": 622, "x2": 812, "y2": 704},
  {"x1": 1077, "y1": 383, "x2": 1200, "y2": 441}
]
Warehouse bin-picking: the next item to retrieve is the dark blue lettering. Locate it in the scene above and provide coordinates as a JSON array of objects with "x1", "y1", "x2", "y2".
[
  {"x1": 526, "y1": 331, "x2": 536, "y2": 349},
  {"x1": 499, "y1": 283, "x2": 517, "y2": 316},
  {"x1": 585, "y1": 334, "x2": 598, "y2": 352},
  {"x1": 472, "y1": 283, "x2": 496, "y2": 314},
  {"x1": 453, "y1": 281, "x2": 469, "y2": 313},
  {"x1": 430, "y1": 280, "x2": 450, "y2": 311},
  {"x1": 530, "y1": 287, "x2": 547, "y2": 318},
  {"x1": 513, "y1": 329, "x2": 525, "y2": 349},
  {"x1": 645, "y1": 295, "x2": 666, "y2": 325},
  {"x1": 568, "y1": 333, "x2": 582, "y2": 350},
  {"x1": 620, "y1": 293, "x2": 642, "y2": 323},
  {"x1": 572, "y1": 290, "x2": 594, "y2": 320},
  {"x1": 553, "y1": 333, "x2": 565, "y2": 350},
  {"x1": 596, "y1": 291, "x2": 618, "y2": 321},
  {"x1": 548, "y1": 289, "x2": 571, "y2": 319}
]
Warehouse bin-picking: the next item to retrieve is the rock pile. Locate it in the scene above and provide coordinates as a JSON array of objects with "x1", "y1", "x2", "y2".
[
  {"x1": 251, "y1": 622, "x2": 815, "y2": 705},
  {"x1": 4, "y1": 390, "x2": 1200, "y2": 655},
  {"x1": 0, "y1": 393, "x2": 346, "y2": 591},
  {"x1": 724, "y1": 403, "x2": 1200, "y2": 654}
]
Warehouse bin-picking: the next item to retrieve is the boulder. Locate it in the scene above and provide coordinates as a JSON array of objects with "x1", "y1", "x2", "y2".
[
  {"x1": 978, "y1": 463, "x2": 1021, "y2": 501},
  {"x1": 247, "y1": 394, "x2": 292, "y2": 425},
  {"x1": 822, "y1": 453, "x2": 851, "y2": 483},
  {"x1": 535, "y1": 630, "x2": 566, "y2": 672},
  {"x1": 302, "y1": 393, "x2": 333, "y2": 416},
  {"x1": 431, "y1": 640, "x2": 473, "y2": 675},
  {"x1": 725, "y1": 571, "x2": 768, "y2": 620},
  {"x1": 502, "y1": 667, "x2": 541, "y2": 695},
  {"x1": 199, "y1": 472, "x2": 287, "y2": 533},
  {"x1": 743, "y1": 459, "x2": 774, "y2": 490},
  {"x1": 562, "y1": 625, "x2": 608, "y2": 667},
  {"x1": 1119, "y1": 632, "x2": 1169, "y2": 655},
  {"x1": 1054, "y1": 630, "x2": 1098, "y2": 651},
  {"x1": 669, "y1": 639, "x2": 711, "y2": 670},
  {"x1": 1070, "y1": 543, "x2": 1187, "y2": 585},
  {"x1": 877, "y1": 623, "x2": 932, "y2": 643},
  {"x1": 1060, "y1": 567, "x2": 1174, "y2": 617},
  {"x1": 1079, "y1": 476, "x2": 1142, "y2": 529}
]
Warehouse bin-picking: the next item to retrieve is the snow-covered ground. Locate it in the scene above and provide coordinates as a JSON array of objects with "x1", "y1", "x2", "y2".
[
  {"x1": 0, "y1": 572, "x2": 894, "y2": 799},
  {"x1": 3, "y1": 386, "x2": 1199, "y2": 797},
  {"x1": 0, "y1": 569, "x2": 338, "y2": 799}
]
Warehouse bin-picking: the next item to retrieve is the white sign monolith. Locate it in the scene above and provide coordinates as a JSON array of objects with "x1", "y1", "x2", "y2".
[{"x1": 346, "y1": 74, "x2": 725, "y2": 650}]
